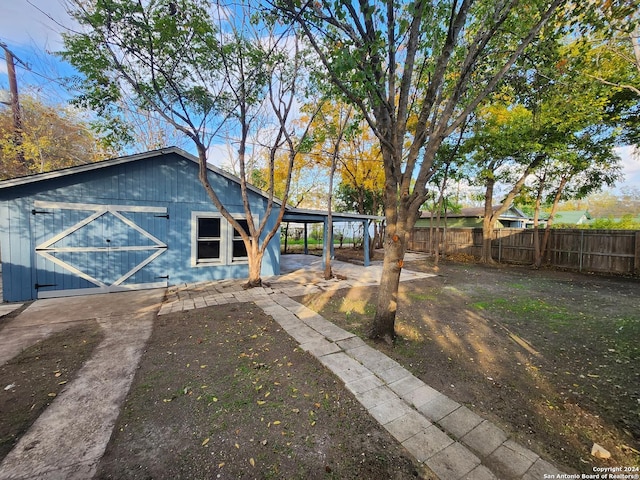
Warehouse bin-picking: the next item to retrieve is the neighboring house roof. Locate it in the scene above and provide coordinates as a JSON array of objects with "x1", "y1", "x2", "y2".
[
  {"x1": 419, "y1": 204, "x2": 530, "y2": 221},
  {"x1": 553, "y1": 211, "x2": 592, "y2": 225},
  {"x1": 420, "y1": 205, "x2": 529, "y2": 219},
  {"x1": 416, "y1": 204, "x2": 534, "y2": 228}
]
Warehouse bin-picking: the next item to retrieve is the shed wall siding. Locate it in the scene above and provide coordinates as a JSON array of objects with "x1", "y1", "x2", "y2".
[{"x1": 0, "y1": 153, "x2": 280, "y2": 301}]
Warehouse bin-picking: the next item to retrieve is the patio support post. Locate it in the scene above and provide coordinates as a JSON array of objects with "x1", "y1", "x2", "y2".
[
  {"x1": 363, "y1": 220, "x2": 370, "y2": 266},
  {"x1": 322, "y1": 218, "x2": 329, "y2": 264},
  {"x1": 304, "y1": 223, "x2": 308, "y2": 255},
  {"x1": 330, "y1": 223, "x2": 335, "y2": 259}
]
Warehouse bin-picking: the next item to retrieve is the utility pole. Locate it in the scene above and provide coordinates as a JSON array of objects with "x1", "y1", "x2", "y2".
[{"x1": 1, "y1": 41, "x2": 26, "y2": 173}]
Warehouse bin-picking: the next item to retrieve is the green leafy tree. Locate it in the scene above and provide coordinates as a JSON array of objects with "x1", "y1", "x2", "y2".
[
  {"x1": 590, "y1": 214, "x2": 640, "y2": 229},
  {"x1": 461, "y1": 102, "x2": 545, "y2": 263},
  {"x1": 530, "y1": 146, "x2": 622, "y2": 267},
  {"x1": 424, "y1": 136, "x2": 466, "y2": 264},
  {"x1": 276, "y1": 0, "x2": 574, "y2": 342},
  {"x1": 301, "y1": 101, "x2": 355, "y2": 278},
  {"x1": 464, "y1": 26, "x2": 636, "y2": 265},
  {"x1": 62, "y1": 0, "x2": 314, "y2": 287}
]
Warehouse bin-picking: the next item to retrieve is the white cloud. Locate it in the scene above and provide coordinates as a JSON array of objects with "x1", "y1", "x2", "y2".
[
  {"x1": 0, "y1": 1, "x2": 80, "y2": 103},
  {"x1": 615, "y1": 145, "x2": 640, "y2": 189},
  {"x1": 207, "y1": 142, "x2": 237, "y2": 172},
  {"x1": 0, "y1": 0, "x2": 73, "y2": 51}
]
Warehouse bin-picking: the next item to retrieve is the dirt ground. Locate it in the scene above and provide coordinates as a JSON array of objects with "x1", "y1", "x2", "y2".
[
  {"x1": 0, "y1": 318, "x2": 104, "y2": 460},
  {"x1": 319, "y1": 249, "x2": 639, "y2": 473},
  {"x1": 94, "y1": 303, "x2": 430, "y2": 479},
  {"x1": 1, "y1": 249, "x2": 638, "y2": 478}
]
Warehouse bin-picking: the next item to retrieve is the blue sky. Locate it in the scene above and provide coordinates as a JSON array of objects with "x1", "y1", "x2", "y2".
[
  {"x1": 1, "y1": 0, "x2": 639, "y2": 191},
  {"x1": 0, "y1": 1, "x2": 76, "y2": 104}
]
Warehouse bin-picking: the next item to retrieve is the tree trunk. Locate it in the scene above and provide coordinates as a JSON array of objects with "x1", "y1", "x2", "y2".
[
  {"x1": 481, "y1": 214, "x2": 495, "y2": 264},
  {"x1": 538, "y1": 177, "x2": 568, "y2": 268},
  {"x1": 324, "y1": 159, "x2": 336, "y2": 280},
  {"x1": 481, "y1": 180, "x2": 496, "y2": 264},
  {"x1": 369, "y1": 231, "x2": 405, "y2": 343},
  {"x1": 244, "y1": 241, "x2": 263, "y2": 288},
  {"x1": 532, "y1": 176, "x2": 545, "y2": 268},
  {"x1": 324, "y1": 222, "x2": 333, "y2": 279},
  {"x1": 283, "y1": 222, "x2": 289, "y2": 254},
  {"x1": 434, "y1": 162, "x2": 451, "y2": 266}
]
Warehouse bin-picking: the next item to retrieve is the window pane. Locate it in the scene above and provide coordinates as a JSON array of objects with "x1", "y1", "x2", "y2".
[
  {"x1": 198, "y1": 217, "x2": 220, "y2": 238},
  {"x1": 232, "y1": 239, "x2": 247, "y2": 258},
  {"x1": 233, "y1": 219, "x2": 249, "y2": 239},
  {"x1": 198, "y1": 240, "x2": 220, "y2": 259}
]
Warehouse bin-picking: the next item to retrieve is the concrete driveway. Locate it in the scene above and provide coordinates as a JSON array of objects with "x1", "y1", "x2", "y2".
[{"x1": 0, "y1": 288, "x2": 165, "y2": 480}]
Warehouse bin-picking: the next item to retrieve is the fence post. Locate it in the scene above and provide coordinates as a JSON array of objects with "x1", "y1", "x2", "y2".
[
  {"x1": 579, "y1": 230, "x2": 584, "y2": 272},
  {"x1": 635, "y1": 231, "x2": 640, "y2": 275}
]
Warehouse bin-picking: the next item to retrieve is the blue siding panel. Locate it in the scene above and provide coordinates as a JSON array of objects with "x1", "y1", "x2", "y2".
[{"x1": 0, "y1": 152, "x2": 281, "y2": 301}]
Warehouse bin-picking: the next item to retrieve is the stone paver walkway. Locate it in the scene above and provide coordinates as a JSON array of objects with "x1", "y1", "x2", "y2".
[{"x1": 160, "y1": 256, "x2": 567, "y2": 480}]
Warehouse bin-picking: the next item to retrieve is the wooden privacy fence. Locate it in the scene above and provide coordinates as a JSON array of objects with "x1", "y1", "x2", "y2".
[{"x1": 409, "y1": 227, "x2": 640, "y2": 276}]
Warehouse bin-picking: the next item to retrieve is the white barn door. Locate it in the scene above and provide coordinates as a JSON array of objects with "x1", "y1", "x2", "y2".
[{"x1": 32, "y1": 201, "x2": 168, "y2": 298}]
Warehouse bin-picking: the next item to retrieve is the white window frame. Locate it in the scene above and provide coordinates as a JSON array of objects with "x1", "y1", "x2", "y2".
[
  {"x1": 192, "y1": 213, "x2": 223, "y2": 266},
  {"x1": 230, "y1": 217, "x2": 250, "y2": 263},
  {"x1": 191, "y1": 212, "x2": 256, "y2": 267}
]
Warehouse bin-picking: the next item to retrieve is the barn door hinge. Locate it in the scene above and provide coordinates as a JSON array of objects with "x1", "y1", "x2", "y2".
[
  {"x1": 155, "y1": 214, "x2": 170, "y2": 219},
  {"x1": 156, "y1": 275, "x2": 169, "y2": 279},
  {"x1": 31, "y1": 209, "x2": 52, "y2": 215},
  {"x1": 35, "y1": 283, "x2": 57, "y2": 289}
]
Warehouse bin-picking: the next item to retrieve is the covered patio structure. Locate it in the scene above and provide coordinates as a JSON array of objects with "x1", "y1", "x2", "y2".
[{"x1": 281, "y1": 207, "x2": 381, "y2": 267}]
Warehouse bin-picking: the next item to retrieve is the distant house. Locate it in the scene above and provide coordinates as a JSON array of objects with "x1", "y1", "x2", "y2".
[
  {"x1": 0, "y1": 147, "x2": 375, "y2": 302},
  {"x1": 415, "y1": 205, "x2": 533, "y2": 229},
  {"x1": 552, "y1": 211, "x2": 592, "y2": 226}
]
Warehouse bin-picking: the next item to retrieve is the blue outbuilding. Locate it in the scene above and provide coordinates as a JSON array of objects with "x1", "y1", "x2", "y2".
[{"x1": 0, "y1": 147, "x2": 283, "y2": 301}]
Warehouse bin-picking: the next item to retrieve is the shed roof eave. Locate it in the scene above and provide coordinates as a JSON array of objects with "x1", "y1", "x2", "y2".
[{"x1": 0, "y1": 146, "x2": 283, "y2": 206}]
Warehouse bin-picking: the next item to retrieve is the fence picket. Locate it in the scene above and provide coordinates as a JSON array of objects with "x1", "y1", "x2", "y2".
[{"x1": 409, "y1": 227, "x2": 639, "y2": 275}]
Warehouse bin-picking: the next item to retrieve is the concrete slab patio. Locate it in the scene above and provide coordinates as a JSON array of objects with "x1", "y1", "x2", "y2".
[{"x1": 0, "y1": 289, "x2": 165, "y2": 480}]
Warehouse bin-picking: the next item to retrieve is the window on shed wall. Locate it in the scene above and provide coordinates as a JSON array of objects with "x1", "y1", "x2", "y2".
[
  {"x1": 196, "y1": 217, "x2": 221, "y2": 262},
  {"x1": 232, "y1": 218, "x2": 249, "y2": 261},
  {"x1": 192, "y1": 213, "x2": 255, "y2": 266}
]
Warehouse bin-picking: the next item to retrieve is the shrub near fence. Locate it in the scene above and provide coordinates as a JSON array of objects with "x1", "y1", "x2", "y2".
[{"x1": 409, "y1": 227, "x2": 640, "y2": 276}]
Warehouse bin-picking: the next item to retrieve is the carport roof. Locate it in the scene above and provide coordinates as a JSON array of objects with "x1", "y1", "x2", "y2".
[{"x1": 283, "y1": 207, "x2": 382, "y2": 224}]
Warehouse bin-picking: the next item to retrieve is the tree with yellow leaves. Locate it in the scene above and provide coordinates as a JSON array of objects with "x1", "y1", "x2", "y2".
[
  {"x1": 297, "y1": 100, "x2": 386, "y2": 275},
  {"x1": 0, "y1": 95, "x2": 111, "y2": 179}
]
